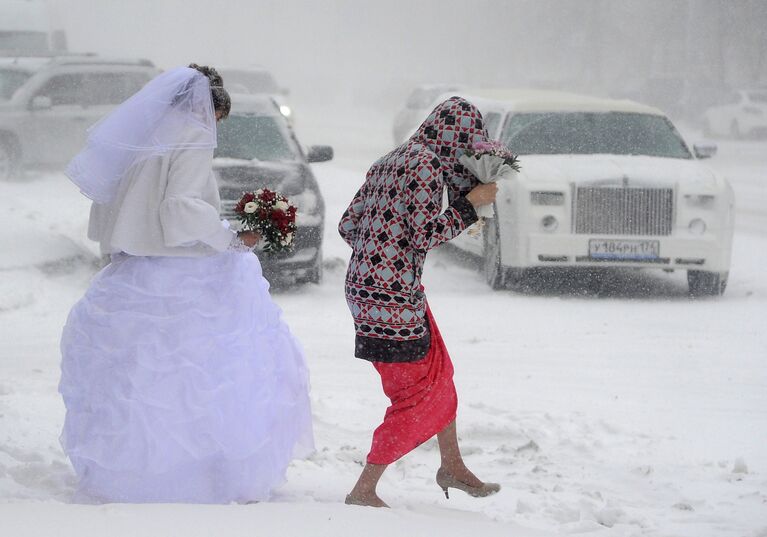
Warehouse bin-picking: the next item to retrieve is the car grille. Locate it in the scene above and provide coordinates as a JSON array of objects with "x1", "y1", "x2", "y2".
[{"x1": 574, "y1": 186, "x2": 674, "y2": 236}]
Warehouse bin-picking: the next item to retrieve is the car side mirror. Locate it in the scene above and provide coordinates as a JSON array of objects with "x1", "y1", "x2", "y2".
[
  {"x1": 307, "y1": 145, "x2": 333, "y2": 163},
  {"x1": 693, "y1": 142, "x2": 717, "y2": 159},
  {"x1": 30, "y1": 96, "x2": 53, "y2": 110}
]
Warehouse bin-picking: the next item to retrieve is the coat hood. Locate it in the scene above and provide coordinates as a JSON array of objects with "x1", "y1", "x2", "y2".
[{"x1": 407, "y1": 96, "x2": 490, "y2": 201}]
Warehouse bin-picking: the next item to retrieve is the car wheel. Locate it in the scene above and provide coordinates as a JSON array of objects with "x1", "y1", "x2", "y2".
[
  {"x1": 482, "y1": 216, "x2": 506, "y2": 290},
  {"x1": 730, "y1": 120, "x2": 741, "y2": 139},
  {"x1": 0, "y1": 140, "x2": 17, "y2": 180},
  {"x1": 505, "y1": 267, "x2": 527, "y2": 289},
  {"x1": 688, "y1": 270, "x2": 728, "y2": 297}
]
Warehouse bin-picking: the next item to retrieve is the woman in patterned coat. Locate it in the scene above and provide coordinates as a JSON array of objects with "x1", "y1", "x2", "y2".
[{"x1": 339, "y1": 96, "x2": 500, "y2": 507}]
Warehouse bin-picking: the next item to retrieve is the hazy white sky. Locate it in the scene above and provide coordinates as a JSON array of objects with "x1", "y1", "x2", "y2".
[{"x1": 48, "y1": 0, "x2": 767, "y2": 113}]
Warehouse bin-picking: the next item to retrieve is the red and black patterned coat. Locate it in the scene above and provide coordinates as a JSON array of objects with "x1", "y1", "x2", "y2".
[{"x1": 338, "y1": 97, "x2": 489, "y2": 362}]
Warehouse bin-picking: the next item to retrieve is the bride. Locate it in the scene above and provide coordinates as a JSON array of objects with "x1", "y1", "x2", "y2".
[{"x1": 58, "y1": 64, "x2": 314, "y2": 503}]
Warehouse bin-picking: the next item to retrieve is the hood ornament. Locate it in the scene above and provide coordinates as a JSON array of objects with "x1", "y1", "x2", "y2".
[{"x1": 622, "y1": 174, "x2": 629, "y2": 188}]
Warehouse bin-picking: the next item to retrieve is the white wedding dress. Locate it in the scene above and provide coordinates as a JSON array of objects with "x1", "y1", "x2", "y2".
[
  {"x1": 59, "y1": 67, "x2": 314, "y2": 504},
  {"x1": 59, "y1": 250, "x2": 314, "y2": 503}
]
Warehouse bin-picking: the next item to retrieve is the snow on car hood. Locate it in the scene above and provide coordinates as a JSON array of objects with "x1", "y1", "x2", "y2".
[
  {"x1": 212, "y1": 158, "x2": 304, "y2": 187},
  {"x1": 517, "y1": 154, "x2": 719, "y2": 190}
]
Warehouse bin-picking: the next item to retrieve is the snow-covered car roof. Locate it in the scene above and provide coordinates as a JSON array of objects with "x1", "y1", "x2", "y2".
[
  {"x1": 0, "y1": 54, "x2": 156, "y2": 72},
  {"x1": 217, "y1": 65, "x2": 273, "y2": 74},
  {"x1": 50, "y1": 55, "x2": 155, "y2": 67},
  {"x1": 216, "y1": 67, "x2": 282, "y2": 95},
  {"x1": 0, "y1": 56, "x2": 52, "y2": 72},
  {"x1": 412, "y1": 83, "x2": 464, "y2": 91},
  {"x1": 228, "y1": 93, "x2": 283, "y2": 116},
  {"x1": 445, "y1": 88, "x2": 666, "y2": 117}
]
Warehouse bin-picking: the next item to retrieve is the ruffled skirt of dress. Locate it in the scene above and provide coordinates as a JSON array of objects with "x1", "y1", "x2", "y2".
[{"x1": 59, "y1": 251, "x2": 314, "y2": 503}]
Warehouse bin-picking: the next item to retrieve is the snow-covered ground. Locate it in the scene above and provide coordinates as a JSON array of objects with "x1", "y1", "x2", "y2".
[{"x1": 1, "y1": 115, "x2": 765, "y2": 536}]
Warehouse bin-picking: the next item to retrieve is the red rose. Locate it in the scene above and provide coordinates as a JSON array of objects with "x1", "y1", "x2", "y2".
[
  {"x1": 240, "y1": 192, "x2": 255, "y2": 204},
  {"x1": 272, "y1": 210, "x2": 291, "y2": 232},
  {"x1": 260, "y1": 189, "x2": 276, "y2": 204}
]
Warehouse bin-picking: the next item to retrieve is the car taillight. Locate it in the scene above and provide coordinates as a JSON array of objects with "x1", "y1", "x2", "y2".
[{"x1": 280, "y1": 172, "x2": 307, "y2": 196}]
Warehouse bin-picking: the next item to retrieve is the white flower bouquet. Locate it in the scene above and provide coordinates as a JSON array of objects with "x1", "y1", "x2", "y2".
[{"x1": 459, "y1": 140, "x2": 521, "y2": 219}]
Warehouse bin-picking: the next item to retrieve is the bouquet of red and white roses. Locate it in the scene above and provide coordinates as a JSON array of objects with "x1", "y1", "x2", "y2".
[
  {"x1": 234, "y1": 188, "x2": 297, "y2": 254},
  {"x1": 459, "y1": 140, "x2": 521, "y2": 219}
]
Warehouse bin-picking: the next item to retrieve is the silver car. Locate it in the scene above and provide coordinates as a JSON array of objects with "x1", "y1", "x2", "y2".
[{"x1": 0, "y1": 55, "x2": 158, "y2": 179}]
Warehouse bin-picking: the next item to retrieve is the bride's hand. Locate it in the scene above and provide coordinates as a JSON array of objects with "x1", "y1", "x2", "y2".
[{"x1": 238, "y1": 230, "x2": 261, "y2": 248}]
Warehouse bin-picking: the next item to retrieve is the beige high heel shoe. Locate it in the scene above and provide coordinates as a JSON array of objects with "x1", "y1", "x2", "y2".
[{"x1": 436, "y1": 467, "x2": 501, "y2": 499}]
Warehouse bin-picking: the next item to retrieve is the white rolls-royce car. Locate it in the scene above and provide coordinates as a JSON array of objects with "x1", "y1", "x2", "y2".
[{"x1": 450, "y1": 90, "x2": 735, "y2": 296}]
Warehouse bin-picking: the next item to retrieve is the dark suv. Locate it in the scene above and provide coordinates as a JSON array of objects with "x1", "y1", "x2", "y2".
[
  {"x1": 214, "y1": 94, "x2": 333, "y2": 284},
  {"x1": 0, "y1": 55, "x2": 159, "y2": 179}
]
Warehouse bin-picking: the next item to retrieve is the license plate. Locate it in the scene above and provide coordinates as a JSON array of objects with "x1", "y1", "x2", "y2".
[{"x1": 589, "y1": 239, "x2": 659, "y2": 260}]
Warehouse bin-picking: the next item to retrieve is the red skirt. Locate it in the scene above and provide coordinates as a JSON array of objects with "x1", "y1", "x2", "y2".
[{"x1": 366, "y1": 305, "x2": 457, "y2": 465}]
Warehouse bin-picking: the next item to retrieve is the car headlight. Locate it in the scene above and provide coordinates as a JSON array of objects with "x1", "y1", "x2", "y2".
[
  {"x1": 541, "y1": 215, "x2": 558, "y2": 232},
  {"x1": 281, "y1": 172, "x2": 320, "y2": 216},
  {"x1": 280, "y1": 172, "x2": 307, "y2": 197},
  {"x1": 279, "y1": 105, "x2": 292, "y2": 118},
  {"x1": 689, "y1": 218, "x2": 706, "y2": 234},
  {"x1": 530, "y1": 191, "x2": 565, "y2": 205},
  {"x1": 685, "y1": 194, "x2": 715, "y2": 209}
]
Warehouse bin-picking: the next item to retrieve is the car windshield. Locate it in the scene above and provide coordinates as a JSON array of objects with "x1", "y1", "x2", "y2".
[
  {"x1": 220, "y1": 71, "x2": 279, "y2": 94},
  {"x1": 0, "y1": 68, "x2": 33, "y2": 100},
  {"x1": 500, "y1": 112, "x2": 692, "y2": 159},
  {"x1": 748, "y1": 91, "x2": 767, "y2": 103},
  {"x1": 215, "y1": 114, "x2": 299, "y2": 162}
]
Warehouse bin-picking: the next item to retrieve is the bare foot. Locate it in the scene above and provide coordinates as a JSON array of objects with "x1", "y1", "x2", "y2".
[{"x1": 345, "y1": 493, "x2": 390, "y2": 508}]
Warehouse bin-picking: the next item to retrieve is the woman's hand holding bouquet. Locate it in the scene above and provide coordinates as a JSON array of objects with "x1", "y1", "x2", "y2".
[
  {"x1": 234, "y1": 189, "x2": 297, "y2": 254},
  {"x1": 459, "y1": 140, "x2": 520, "y2": 219}
]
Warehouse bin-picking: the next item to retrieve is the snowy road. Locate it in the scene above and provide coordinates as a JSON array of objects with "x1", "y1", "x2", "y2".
[{"x1": 0, "y1": 131, "x2": 765, "y2": 536}]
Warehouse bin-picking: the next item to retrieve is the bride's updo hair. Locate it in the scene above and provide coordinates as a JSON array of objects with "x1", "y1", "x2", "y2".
[{"x1": 189, "y1": 63, "x2": 231, "y2": 119}]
